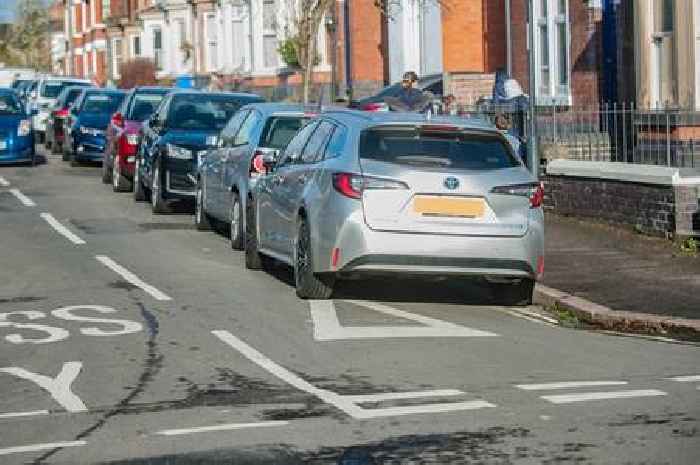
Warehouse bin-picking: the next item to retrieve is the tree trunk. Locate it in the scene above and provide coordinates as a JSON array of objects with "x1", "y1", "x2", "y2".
[{"x1": 303, "y1": 31, "x2": 316, "y2": 104}]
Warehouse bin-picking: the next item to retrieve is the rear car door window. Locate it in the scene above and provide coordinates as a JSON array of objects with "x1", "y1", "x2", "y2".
[
  {"x1": 277, "y1": 121, "x2": 318, "y2": 167},
  {"x1": 222, "y1": 110, "x2": 249, "y2": 147},
  {"x1": 300, "y1": 121, "x2": 334, "y2": 164},
  {"x1": 260, "y1": 116, "x2": 309, "y2": 150}
]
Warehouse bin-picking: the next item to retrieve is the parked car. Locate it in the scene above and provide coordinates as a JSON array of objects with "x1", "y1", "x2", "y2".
[
  {"x1": 195, "y1": 103, "x2": 314, "y2": 249},
  {"x1": 351, "y1": 73, "x2": 443, "y2": 112},
  {"x1": 133, "y1": 91, "x2": 264, "y2": 213},
  {"x1": 63, "y1": 88, "x2": 126, "y2": 166},
  {"x1": 245, "y1": 110, "x2": 544, "y2": 304},
  {"x1": 45, "y1": 86, "x2": 88, "y2": 155},
  {"x1": 0, "y1": 88, "x2": 36, "y2": 165},
  {"x1": 102, "y1": 86, "x2": 171, "y2": 192},
  {"x1": 30, "y1": 77, "x2": 93, "y2": 145}
]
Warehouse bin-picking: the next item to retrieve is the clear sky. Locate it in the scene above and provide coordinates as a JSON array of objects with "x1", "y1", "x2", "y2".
[{"x1": 0, "y1": 0, "x2": 18, "y2": 23}]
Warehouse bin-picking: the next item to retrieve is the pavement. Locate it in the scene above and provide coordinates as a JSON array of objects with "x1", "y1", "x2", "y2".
[
  {"x1": 0, "y1": 148, "x2": 698, "y2": 464},
  {"x1": 541, "y1": 214, "x2": 700, "y2": 338}
]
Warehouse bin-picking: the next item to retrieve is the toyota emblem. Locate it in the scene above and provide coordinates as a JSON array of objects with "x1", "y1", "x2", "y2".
[{"x1": 444, "y1": 177, "x2": 460, "y2": 190}]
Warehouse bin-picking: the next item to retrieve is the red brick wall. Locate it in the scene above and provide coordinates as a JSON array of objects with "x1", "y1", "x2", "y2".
[
  {"x1": 443, "y1": 0, "x2": 484, "y2": 72},
  {"x1": 510, "y1": 1, "x2": 603, "y2": 105},
  {"x1": 96, "y1": 50, "x2": 107, "y2": 85},
  {"x1": 349, "y1": 0, "x2": 386, "y2": 91},
  {"x1": 483, "y1": 0, "x2": 506, "y2": 72}
]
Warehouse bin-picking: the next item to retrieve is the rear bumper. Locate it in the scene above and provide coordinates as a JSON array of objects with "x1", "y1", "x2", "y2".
[{"x1": 314, "y1": 209, "x2": 544, "y2": 279}]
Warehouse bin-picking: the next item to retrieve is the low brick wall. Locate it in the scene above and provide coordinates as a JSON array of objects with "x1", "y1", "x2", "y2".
[
  {"x1": 544, "y1": 160, "x2": 700, "y2": 238},
  {"x1": 543, "y1": 175, "x2": 676, "y2": 236}
]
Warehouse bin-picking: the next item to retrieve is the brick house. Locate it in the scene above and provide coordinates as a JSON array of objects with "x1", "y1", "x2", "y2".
[
  {"x1": 104, "y1": 0, "x2": 153, "y2": 84},
  {"x1": 60, "y1": 0, "x2": 110, "y2": 84}
]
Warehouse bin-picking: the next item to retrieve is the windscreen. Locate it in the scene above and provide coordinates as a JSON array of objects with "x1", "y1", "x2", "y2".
[
  {"x1": 259, "y1": 116, "x2": 309, "y2": 149},
  {"x1": 41, "y1": 81, "x2": 90, "y2": 98},
  {"x1": 167, "y1": 94, "x2": 262, "y2": 130},
  {"x1": 128, "y1": 93, "x2": 167, "y2": 121},
  {"x1": 359, "y1": 127, "x2": 519, "y2": 171},
  {"x1": 80, "y1": 93, "x2": 124, "y2": 114},
  {"x1": 0, "y1": 94, "x2": 23, "y2": 115}
]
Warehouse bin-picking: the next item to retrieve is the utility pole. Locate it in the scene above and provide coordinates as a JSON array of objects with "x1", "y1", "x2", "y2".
[{"x1": 527, "y1": 0, "x2": 539, "y2": 178}]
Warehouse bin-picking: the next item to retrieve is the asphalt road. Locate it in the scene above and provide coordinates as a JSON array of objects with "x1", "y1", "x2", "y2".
[{"x1": 0, "y1": 148, "x2": 698, "y2": 465}]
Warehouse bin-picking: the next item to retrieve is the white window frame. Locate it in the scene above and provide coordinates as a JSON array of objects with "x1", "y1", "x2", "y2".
[
  {"x1": 152, "y1": 27, "x2": 163, "y2": 70},
  {"x1": 205, "y1": 13, "x2": 218, "y2": 72},
  {"x1": 131, "y1": 34, "x2": 141, "y2": 57},
  {"x1": 112, "y1": 37, "x2": 122, "y2": 79},
  {"x1": 533, "y1": 0, "x2": 572, "y2": 106},
  {"x1": 261, "y1": 0, "x2": 279, "y2": 71}
]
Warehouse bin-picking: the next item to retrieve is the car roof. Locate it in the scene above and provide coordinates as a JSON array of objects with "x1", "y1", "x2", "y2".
[
  {"x1": 82, "y1": 88, "x2": 126, "y2": 94},
  {"x1": 240, "y1": 102, "x2": 310, "y2": 116},
  {"x1": 170, "y1": 90, "x2": 263, "y2": 99},
  {"x1": 42, "y1": 77, "x2": 92, "y2": 84},
  {"x1": 321, "y1": 108, "x2": 496, "y2": 131},
  {"x1": 131, "y1": 86, "x2": 172, "y2": 93}
]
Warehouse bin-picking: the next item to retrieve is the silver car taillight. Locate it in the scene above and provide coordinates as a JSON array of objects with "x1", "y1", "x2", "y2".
[
  {"x1": 491, "y1": 182, "x2": 544, "y2": 208},
  {"x1": 332, "y1": 173, "x2": 408, "y2": 200}
]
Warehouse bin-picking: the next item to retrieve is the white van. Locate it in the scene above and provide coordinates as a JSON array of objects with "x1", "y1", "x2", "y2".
[{"x1": 30, "y1": 76, "x2": 93, "y2": 142}]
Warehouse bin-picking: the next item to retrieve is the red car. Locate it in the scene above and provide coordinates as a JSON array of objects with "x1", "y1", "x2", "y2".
[{"x1": 102, "y1": 87, "x2": 171, "y2": 191}]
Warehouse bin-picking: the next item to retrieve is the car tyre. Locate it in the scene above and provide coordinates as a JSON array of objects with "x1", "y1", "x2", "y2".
[
  {"x1": 70, "y1": 152, "x2": 80, "y2": 167},
  {"x1": 194, "y1": 178, "x2": 213, "y2": 231},
  {"x1": 490, "y1": 278, "x2": 535, "y2": 306},
  {"x1": 244, "y1": 199, "x2": 266, "y2": 270},
  {"x1": 133, "y1": 157, "x2": 148, "y2": 201},
  {"x1": 101, "y1": 156, "x2": 112, "y2": 184},
  {"x1": 294, "y1": 216, "x2": 335, "y2": 300},
  {"x1": 112, "y1": 158, "x2": 131, "y2": 192},
  {"x1": 230, "y1": 191, "x2": 244, "y2": 250},
  {"x1": 150, "y1": 163, "x2": 169, "y2": 214}
]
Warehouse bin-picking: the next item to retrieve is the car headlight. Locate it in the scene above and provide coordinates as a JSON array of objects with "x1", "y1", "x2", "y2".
[
  {"x1": 166, "y1": 143, "x2": 193, "y2": 160},
  {"x1": 18, "y1": 119, "x2": 31, "y2": 137},
  {"x1": 126, "y1": 134, "x2": 140, "y2": 145},
  {"x1": 80, "y1": 126, "x2": 103, "y2": 136}
]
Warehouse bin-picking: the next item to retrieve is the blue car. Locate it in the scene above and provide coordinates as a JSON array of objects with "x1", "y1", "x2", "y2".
[
  {"x1": 65, "y1": 88, "x2": 126, "y2": 166},
  {"x1": 133, "y1": 90, "x2": 264, "y2": 213},
  {"x1": 0, "y1": 88, "x2": 36, "y2": 165}
]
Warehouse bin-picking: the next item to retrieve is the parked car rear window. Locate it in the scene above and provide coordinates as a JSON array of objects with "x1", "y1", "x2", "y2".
[
  {"x1": 41, "y1": 81, "x2": 89, "y2": 98},
  {"x1": 80, "y1": 93, "x2": 124, "y2": 114},
  {"x1": 0, "y1": 94, "x2": 23, "y2": 114},
  {"x1": 128, "y1": 93, "x2": 167, "y2": 121},
  {"x1": 260, "y1": 116, "x2": 309, "y2": 150},
  {"x1": 167, "y1": 95, "x2": 261, "y2": 131},
  {"x1": 359, "y1": 127, "x2": 519, "y2": 171}
]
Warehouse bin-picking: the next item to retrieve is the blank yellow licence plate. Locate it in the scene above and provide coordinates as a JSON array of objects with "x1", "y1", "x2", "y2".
[{"x1": 413, "y1": 196, "x2": 485, "y2": 218}]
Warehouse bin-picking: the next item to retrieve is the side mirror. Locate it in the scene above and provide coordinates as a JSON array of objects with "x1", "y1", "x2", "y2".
[{"x1": 261, "y1": 148, "x2": 279, "y2": 166}]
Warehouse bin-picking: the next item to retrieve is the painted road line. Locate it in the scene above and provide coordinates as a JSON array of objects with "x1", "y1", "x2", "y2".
[
  {"x1": 0, "y1": 176, "x2": 9, "y2": 187},
  {"x1": 541, "y1": 389, "x2": 667, "y2": 404},
  {"x1": 155, "y1": 420, "x2": 289, "y2": 437},
  {"x1": 0, "y1": 440, "x2": 86, "y2": 456},
  {"x1": 95, "y1": 255, "x2": 172, "y2": 301},
  {"x1": 343, "y1": 389, "x2": 464, "y2": 404},
  {"x1": 514, "y1": 307, "x2": 559, "y2": 325},
  {"x1": 667, "y1": 375, "x2": 700, "y2": 382},
  {"x1": 40, "y1": 213, "x2": 86, "y2": 245},
  {"x1": 8, "y1": 188, "x2": 36, "y2": 207},
  {"x1": 515, "y1": 381, "x2": 628, "y2": 391},
  {"x1": 309, "y1": 300, "x2": 498, "y2": 340},
  {"x1": 213, "y1": 330, "x2": 496, "y2": 419},
  {"x1": 504, "y1": 309, "x2": 556, "y2": 327},
  {"x1": 0, "y1": 410, "x2": 49, "y2": 419}
]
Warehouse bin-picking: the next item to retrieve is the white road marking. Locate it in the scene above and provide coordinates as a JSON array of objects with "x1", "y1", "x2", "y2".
[
  {"x1": 213, "y1": 330, "x2": 496, "y2": 419},
  {"x1": 0, "y1": 410, "x2": 49, "y2": 419},
  {"x1": 0, "y1": 362, "x2": 87, "y2": 412},
  {"x1": 8, "y1": 188, "x2": 36, "y2": 207},
  {"x1": 512, "y1": 307, "x2": 559, "y2": 325},
  {"x1": 515, "y1": 381, "x2": 628, "y2": 391},
  {"x1": 95, "y1": 255, "x2": 172, "y2": 301},
  {"x1": 0, "y1": 440, "x2": 86, "y2": 456},
  {"x1": 0, "y1": 176, "x2": 9, "y2": 187},
  {"x1": 309, "y1": 300, "x2": 498, "y2": 341},
  {"x1": 541, "y1": 389, "x2": 667, "y2": 404},
  {"x1": 40, "y1": 213, "x2": 86, "y2": 245},
  {"x1": 503, "y1": 309, "x2": 556, "y2": 327},
  {"x1": 343, "y1": 389, "x2": 463, "y2": 404},
  {"x1": 667, "y1": 375, "x2": 700, "y2": 382},
  {"x1": 155, "y1": 420, "x2": 289, "y2": 436}
]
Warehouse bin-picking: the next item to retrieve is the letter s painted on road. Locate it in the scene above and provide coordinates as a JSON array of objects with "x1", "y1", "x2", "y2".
[
  {"x1": 0, "y1": 311, "x2": 70, "y2": 344},
  {"x1": 51, "y1": 305, "x2": 143, "y2": 337}
]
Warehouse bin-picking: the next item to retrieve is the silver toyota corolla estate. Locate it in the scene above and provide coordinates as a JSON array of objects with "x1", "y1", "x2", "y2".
[{"x1": 245, "y1": 110, "x2": 544, "y2": 304}]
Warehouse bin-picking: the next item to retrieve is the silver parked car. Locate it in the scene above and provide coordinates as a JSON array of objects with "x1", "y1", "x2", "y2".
[
  {"x1": 195, "y1": 103, "x2": 314, "y2": 249},
  {"x1": 246, "y1": 110, "x2": 544, "y2": 304}
]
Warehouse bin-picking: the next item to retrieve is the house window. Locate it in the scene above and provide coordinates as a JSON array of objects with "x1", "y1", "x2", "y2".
[
  {"x1": 650, "y1": 0, "x2": 675, "y2": 108},
  {"x1": 102, "y1": 0, "x2": 110, "y2": 21},
  {"x1": 112, "y1": 37, "x2": 122, "y2": 78},
  {"x1": 153, "y1": 28, "x2": 163, "y2": 70},
  {"x1": 262, "y1": 0, "x2": 278, "y2": 69},
  {"x1": 132, "y1": 35, "x2": 141, "y2": 56},
  {"x1": 206, "y1": 13, "x2": 218, "y2": 71},
  {"x1": 534, "y1": 0, "x2": 570, "y2": 105},
  {"x1": 174, "y1": 18, "x2": 186, "y2": 64}
]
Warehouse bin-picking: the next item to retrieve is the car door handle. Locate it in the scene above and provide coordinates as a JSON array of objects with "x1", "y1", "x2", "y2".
[{"x1": 273, "y1": 175, "x2": 284, "y2": 185}]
